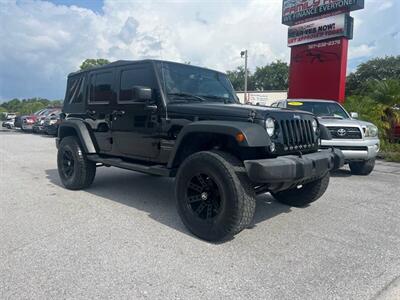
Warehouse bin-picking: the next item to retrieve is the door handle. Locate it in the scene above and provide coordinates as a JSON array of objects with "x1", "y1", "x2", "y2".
[
  {"x1": 112, "y1": 110, "x2": 125, "y2": 117},
  {"x1": 86, "y1": 109, "x2": 96, "y2": 116}
]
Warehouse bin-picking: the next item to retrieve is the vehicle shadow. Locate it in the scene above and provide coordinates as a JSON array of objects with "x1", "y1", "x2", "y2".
[
  {"x1": 330, "y1": 168, "x2": 352, "y2": 178},
  {"x1": 45, "y1": 168, "x2": 292, "y2": 241},
  {"x1": 38, "y1": 133, "x2": 56, "y2": 138}
]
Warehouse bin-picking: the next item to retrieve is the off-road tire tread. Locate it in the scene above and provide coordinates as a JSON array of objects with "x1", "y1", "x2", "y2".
[
  {"x1": 58, "y1": 136, "x2": 96, "y2": 190},
  {"x1": 210, "y1": 151, "x2": 256, "y2": 234},
  {"x1": 176, "y1": 151, "x2": 256, "y2": 241},
  {"x1": 349, "y1": 158, "x2": 375, "y2": 175}
]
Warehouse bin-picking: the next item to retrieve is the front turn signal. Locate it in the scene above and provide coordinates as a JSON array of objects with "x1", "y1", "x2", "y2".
[{"x1": 236, "y1": 132, "x2": 245, "y2": 143}]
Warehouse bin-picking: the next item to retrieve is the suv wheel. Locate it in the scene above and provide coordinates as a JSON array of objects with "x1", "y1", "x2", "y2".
[
  {"x1": 57, "y1": 136, "x2": 96, "y2": 190},
  {"x1": 272, "y1": 172, "x2": 330, "y2": 207},
  {"x1": 349, "y1": 158, "x2": 375, "y2": 175},
  {"x1": 175, "y1": 151, "x2": 256, "y2": 242}
]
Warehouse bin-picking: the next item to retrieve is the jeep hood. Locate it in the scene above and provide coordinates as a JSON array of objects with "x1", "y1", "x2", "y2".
[{"x1": 167, "y1": 102, "x2": 314, "y2": 120}]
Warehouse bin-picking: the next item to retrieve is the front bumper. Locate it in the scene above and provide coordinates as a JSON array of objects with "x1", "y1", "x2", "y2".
[
  {"x1": 22, "y1": 124, "x2": 34, "y2": 130},
  {"x1": 321, "y1": 138, "x2": 380, "y2": 162},
  {"x1": 244, "y1": 148, "x2": 344, "y2": 184},
  {"x1": 33, "y1": 124, "x2": 45, "y2": 132}
]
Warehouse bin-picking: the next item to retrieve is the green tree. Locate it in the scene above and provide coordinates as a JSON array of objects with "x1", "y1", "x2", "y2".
[
  {"x1": 369, "y1": 79, "x2": 400, "y2": 107},
  {"x1": 252, "y1": 60, "x2": 289, "y2": 90},
  {"x1": 346, "y1": 56, "x2": 400, "y2": 95},
  {"x1": 226, "y1": 66, "x2": 255, "y2": 91},
  {"x1": 0, "y1": 98, "x2": 62, "y2": 115},
  {"x1": 344, "y1": 79, "x2": 400, "y2": 141},
  {"x1": 0, "y1": 107, "x2": 7, "y2": 120},
  {"x1": 226, "y1": 61, "x2": 289, "y2": 91},
  {"x1": 79, "y1": 58, "x2": 110, "y2": 70}
]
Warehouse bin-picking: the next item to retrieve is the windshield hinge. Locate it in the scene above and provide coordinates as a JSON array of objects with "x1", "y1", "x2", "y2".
[{"x1": 248, "y1": 110, "x2": 256, "y2": 122}]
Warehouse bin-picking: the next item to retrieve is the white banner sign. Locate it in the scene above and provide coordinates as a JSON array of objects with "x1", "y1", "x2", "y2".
[
  {"x1": 282, "y1": 0, "x2": 364, "y2": 26},
  {"x1": 288, "y1": 14, "x2": 353, "y2": 47}
]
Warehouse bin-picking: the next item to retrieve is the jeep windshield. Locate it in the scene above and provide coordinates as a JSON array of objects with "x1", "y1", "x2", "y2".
[
  {"x1": 286, "y1": 100, "x2": 350, "y2": 119},
  {"x1": 155, "y1": 62, "x2": 238, "y2": 104}
]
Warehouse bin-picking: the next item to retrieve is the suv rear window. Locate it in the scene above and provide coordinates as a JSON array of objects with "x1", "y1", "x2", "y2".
[{"x1": 90, "y1": 72, "x2": 114, "y2": 103}]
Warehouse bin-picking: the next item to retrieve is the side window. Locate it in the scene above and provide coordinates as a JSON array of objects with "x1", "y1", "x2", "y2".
[
  {"x1": 270, "y1": 102, "x2": 277, "y2": 107},
  {"x1": 67, "y1": 76, "x2": 85, "y2": 104},
  {"x1": 277, "y1": 101, "x2": 285, "y2": 108},
  {"x1": 119, "y1": 67, "x2": 153, "y2": 102},
  {"x1": 90, "y1": 72, "x2": 114, "y2": 103}
]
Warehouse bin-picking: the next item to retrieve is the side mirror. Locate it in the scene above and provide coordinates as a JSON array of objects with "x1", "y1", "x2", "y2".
[
  {"x1": 132, "y1": 86, "x2": 152, "y2": 102},
  {"x1": 350, "y1": 112, "x2": 359, "y2": 119}
]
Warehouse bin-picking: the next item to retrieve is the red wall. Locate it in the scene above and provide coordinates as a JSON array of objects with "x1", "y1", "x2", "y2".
[{"x1": 288, "y1": 38, "x2": 348, "y2": 103}]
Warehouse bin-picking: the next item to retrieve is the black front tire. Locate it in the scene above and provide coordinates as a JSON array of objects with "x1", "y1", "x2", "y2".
[
  {"x1": 175, "y1": 151, "x2": 256, "y2": 242},
  {"x1": 57, "y1": 136, "x2": 96, "y2": 190},
  {"x1": 349, "y1": 159, "x2": 375, "y2": 175},
  {"x1": 272, "y1": 173, "x2": 330, "y2": 207}
]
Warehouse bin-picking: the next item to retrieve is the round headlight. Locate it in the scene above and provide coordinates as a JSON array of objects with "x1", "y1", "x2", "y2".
[
  {"x1": 265, "y1": 118, "x2": 275, "y2": 137},
  {"x1": 312, "y1": 119, "x2": 318, "y2": 133}
]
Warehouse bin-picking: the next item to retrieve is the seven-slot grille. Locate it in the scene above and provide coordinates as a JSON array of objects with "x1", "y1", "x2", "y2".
[
  {"x1": 327, "y1": 126, "x2": 362, "y2": 139},
  {"x1": 280, "y1": 119, "x2": 317, "y2": 151}
]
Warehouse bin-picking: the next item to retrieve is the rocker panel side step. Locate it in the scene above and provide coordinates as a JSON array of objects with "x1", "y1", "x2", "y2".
[{"x1": 87, "y1": 154, "x2": 173, "y2": 177}]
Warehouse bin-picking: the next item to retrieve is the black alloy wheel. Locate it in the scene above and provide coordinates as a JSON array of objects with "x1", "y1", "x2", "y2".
[
  {"x1": 57, "y1": 136, "x2": 96, "y2": 190},
  {"x1": 186, "y1": 173, "x2": 223, "y2": 221},
  {"x1": 61, "y1": 149, "x2": 75, "y2": 178}
]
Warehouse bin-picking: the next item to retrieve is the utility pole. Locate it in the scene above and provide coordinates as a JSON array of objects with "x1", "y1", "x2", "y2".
[{"x1": 240, "y1": 50, "x2": 248, "y2": 103}]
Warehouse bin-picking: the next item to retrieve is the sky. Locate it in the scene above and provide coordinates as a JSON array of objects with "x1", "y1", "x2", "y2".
[{"x1": 0, "y1": 0, "x2": 399, "y2": 101}]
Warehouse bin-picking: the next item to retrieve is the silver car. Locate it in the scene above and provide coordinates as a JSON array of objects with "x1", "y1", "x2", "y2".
[{"x1": 271, "y1": 99, "x2": 379, "y2": 175}]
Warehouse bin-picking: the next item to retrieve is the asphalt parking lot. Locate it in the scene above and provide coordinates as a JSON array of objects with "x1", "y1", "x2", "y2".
[{"x1": 0, "y1": 129, "x2": 399, "y2": 299}]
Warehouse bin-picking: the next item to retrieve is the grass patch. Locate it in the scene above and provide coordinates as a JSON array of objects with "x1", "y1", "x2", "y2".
[{"x1": 379, "y1": 142, "x2": 400, "y2": 162}]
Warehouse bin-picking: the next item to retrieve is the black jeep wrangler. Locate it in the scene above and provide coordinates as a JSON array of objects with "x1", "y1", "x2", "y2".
[{"x1": 56, "y1": 60, "x2": 344, "y2": 241}]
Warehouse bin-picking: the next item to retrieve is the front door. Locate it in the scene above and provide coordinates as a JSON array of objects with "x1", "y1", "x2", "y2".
[{"x1": 111, "y1": 63, "x2": 160, "y2": 160}]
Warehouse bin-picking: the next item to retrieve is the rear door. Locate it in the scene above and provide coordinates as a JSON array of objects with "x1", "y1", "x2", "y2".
[
  {"x1": 87, "y1": 69, "x2": 116, "y2": 153},
  {"x1": 111, "y1": 63, "x2": 160, "y2": 160}
]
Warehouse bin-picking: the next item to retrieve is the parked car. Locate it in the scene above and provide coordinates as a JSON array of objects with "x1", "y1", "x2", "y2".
[
  {"x1": 44, "y1": 111, "x2": 62, "y2": 136},
  {"x1": 14, "y1": 115, "x2": 23, "y2": 129},
  {"x1": 271, "y1": 99, "x2": 380, "y2": 175},
  {"x1": 32, "y1": 108, "x2": 61, "y2": 133},
  {"x1": 20, "y1": 109, "x2": 46, "y2": 131},
  {"x1": 2, "y1": 116, "x2": 15, "y2": 129},
  {"x1": 3, "y1": 113, "x2": 17, "y2": 120},
  {"x1": 21, "y1": 108, "x2": 59, "y2": 131},
  {"x1": 56, "y1": 59, "x2": 344, "y2": 242}
]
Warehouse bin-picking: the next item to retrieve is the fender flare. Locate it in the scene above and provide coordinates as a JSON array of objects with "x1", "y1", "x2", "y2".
[
  {"x1": 58, "y1": 119, "x2": 97, "y2": 153},
  {"x1": 167, "y1": 120, "x2": 271, "y2": 168}
]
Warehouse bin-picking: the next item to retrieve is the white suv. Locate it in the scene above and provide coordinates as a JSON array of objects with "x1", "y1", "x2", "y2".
[{"x1": 271, "y1": 99, "x2": 380, "y2": 175}]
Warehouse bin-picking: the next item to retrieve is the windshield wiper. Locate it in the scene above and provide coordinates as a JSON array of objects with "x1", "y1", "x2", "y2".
[
  {"x1": 198, "y1": 94, "x2": 234, "y2": 104},
  {"x1": 168, "y1": 93, "x2": 205, "y2": 102}
]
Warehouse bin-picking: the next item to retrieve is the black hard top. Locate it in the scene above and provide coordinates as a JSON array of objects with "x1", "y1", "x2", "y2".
[{"x1": 68, "y1": 59, "x2": 226, "y2": 77}]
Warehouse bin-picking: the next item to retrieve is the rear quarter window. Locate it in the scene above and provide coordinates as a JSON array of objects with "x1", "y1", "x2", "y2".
[{"x1": 67, "y1": 76, "x2": 85, "y2": 104}]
